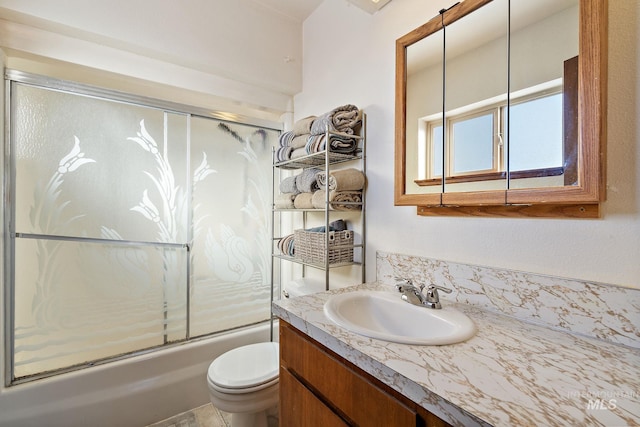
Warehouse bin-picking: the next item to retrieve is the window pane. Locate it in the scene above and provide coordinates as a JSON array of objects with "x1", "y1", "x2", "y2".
[
  {"x1": 431, "y1": 125, "x2": 443, "y2": 177},
  {"x1": 452, "y1": 114, "x2": 494, "y2": 174},
  {"x1": 508, "y1": 94, "x2": 563, "y2": 171}
]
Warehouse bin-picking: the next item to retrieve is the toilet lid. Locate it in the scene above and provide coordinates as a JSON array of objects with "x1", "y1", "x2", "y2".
[{"x1": 208, "y1": 342, "x2": 279, "y2": 390}]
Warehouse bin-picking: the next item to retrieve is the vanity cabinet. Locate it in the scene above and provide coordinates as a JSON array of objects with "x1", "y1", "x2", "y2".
[{"x1": 279, "y1": 321, "x2": 451, "y2": 427}]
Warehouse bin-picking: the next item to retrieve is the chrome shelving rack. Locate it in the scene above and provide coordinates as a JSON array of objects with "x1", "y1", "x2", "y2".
[{"x1": 269, "y1": 114, "x2": 366, "y2": 333}]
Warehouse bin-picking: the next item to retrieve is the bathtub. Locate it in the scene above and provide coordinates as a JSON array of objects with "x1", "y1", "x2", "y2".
[{"x1": 0, "y1": 321, "x2": 274, "y2": 427}]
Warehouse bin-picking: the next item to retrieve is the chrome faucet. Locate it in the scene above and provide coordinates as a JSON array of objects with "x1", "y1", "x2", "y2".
[{"x1": 395, "y1": 279, "x2": 452, "y2": 309}]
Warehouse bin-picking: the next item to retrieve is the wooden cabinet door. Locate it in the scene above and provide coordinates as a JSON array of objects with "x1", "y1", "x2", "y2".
[
  {"x1": 280, "y1": 322, "x2": 418, "y2": 427},
  {"x1": 280, "y1": 367, "x2": 349, "y2": 427}
]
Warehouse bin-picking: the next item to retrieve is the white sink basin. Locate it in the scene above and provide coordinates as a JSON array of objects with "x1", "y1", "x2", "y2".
[{"x1": 323, "y1": 290, "x2": 476, "y2": 345}]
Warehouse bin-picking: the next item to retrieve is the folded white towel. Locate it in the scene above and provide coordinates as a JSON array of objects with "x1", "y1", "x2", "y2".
[
  {"x1": 294, "y1": 192, "x2": 315, "y2": 209},
  {"x1": 274, "y1": 193, "x2": 295, "y2": 209}
]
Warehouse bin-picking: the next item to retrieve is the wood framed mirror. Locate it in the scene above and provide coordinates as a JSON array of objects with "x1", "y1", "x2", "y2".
[{"x1": 394, "y1": 0, "x2": 607, "y2": 218}]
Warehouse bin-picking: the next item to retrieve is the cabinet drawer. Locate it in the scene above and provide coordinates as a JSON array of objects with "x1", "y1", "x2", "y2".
[{"x1": 280, "y1": 322, "x2": 418, "y2": 426}]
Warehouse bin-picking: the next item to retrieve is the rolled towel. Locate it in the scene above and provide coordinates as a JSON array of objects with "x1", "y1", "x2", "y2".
[
  {"x1": 293, "y1": 116, "x2": 316, "y2": 135},
  {"x1": 276, "y1": 145, "x2": 292, "y2": 162},
  {"x1": 278, "y1": 130, "x2": 295, "y2": 147},
  {"x1": 279, "y1": 175, "x2": 300, "y2": 195},
  {"x1": 310, "y1": 105, "x2": 361, "y2": 135},
  {"x1": 316, "y1": 168, "x2": 365, "y2": 191},
  {"x1": 293, "y1": 192, "x2": 315, "y2": 209},
  {"x1": 312, "y1": 190, "x2": 362, "y2": 211},
  {"x1": 277, "y1": 234, "x2": 295, "y2": 256},
  {"x1": 305, "y1": 134, "x2": 357, "y2": 154},
  {"x1": 291, "y1": 147, "x2": 308, "y2": 159},
  {"x1": 290, "y1": 134, "x2": 309, "y2": 149},
  {"x1": 296, "y1": 168, "x2": 321, "y2": 193},
  {"x1": 274, "y1": 193, "x2": 295, "y2": 209},
  {"x1": 329, "y1": 191, "x2": 363, "y2": 211}
]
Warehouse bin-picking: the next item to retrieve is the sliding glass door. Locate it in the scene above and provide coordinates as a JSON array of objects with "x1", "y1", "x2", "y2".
[{"x1": 5, "y1": 73, "x2": 278, "y2": 382}]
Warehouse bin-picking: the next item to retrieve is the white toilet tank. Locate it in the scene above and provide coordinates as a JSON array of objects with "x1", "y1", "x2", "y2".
[{"x1": 282, "y1": 278, "x2": 326, "y2": 299}]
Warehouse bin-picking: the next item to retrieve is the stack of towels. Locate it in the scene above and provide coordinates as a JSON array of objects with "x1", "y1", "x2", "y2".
[
  {"x1": 276, "y1": 116, "x2": 316, "y2": 163},
  {"x1": 274, "y1": 167, "x2": 322, "y2": 209},
  {"x1": 274, "y1": 167, "x2": 365, "y2": 211},
  {"x1": 313, "y1": 168, "x2": 365, "y2": 211},
  {"x1": 276, "y1": 104, "x2": 362, "y2": 163}
]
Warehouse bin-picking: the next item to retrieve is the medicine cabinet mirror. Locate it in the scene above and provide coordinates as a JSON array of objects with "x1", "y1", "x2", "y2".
[{"x1": 394, "y1": 0, "x2": 607, "y2": 218}]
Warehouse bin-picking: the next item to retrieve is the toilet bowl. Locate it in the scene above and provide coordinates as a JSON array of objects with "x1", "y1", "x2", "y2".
[{"x1": 207, "y1": 341, "x2": 279, "y2": 427}]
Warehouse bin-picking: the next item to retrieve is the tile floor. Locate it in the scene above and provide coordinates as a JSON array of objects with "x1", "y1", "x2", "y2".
[
  {"x1": 146, "y1": 404, "x2": 229, "y2": 427},
  {"x1": 147, "y1": 403, "x2": 278, "y2": 427}
]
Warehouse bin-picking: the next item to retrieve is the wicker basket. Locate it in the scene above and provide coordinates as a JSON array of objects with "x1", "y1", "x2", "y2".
[{"x1": 294, "y1": 229, "x2": 354, "y2": 265}]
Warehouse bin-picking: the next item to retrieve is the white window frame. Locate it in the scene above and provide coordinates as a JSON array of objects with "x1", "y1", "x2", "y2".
[{"x1": 420, "y1": 83, "x2": 563, "y2": 182}]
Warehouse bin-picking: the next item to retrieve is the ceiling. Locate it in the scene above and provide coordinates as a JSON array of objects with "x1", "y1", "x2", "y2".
[{"x1": 251, "y1": 0, "x2": 324, "y2": 22}]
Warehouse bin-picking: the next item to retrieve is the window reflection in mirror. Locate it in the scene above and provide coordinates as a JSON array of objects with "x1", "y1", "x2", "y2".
[
  {"x1": 443, "y1": 0, "x2": 508, "y2": 194},
  {"x1": 405, "y1": 27, "x2": 443, "y2": 195},
  {"x1": 406, "y1": 0, "x2": 579, "y2": 194},
  {"x1": 508, "y1": 0, "x2": 579, "y2": 189}
]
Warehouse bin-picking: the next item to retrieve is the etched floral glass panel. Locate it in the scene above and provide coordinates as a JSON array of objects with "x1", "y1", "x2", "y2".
[
  {"x1": 189, "y1": 117, "x2": 276, "y2": 337},
  {"x1": 13, "y1": 84, "x2": 188, "y2": 244},
  {"x1": 10, "y1": 83, "x2": 190, "y2": 379}
]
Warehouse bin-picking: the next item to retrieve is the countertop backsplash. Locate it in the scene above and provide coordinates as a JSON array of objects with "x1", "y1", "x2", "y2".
[{"x1": 376, "y1": 251, "x2": 640, "y2": 349}]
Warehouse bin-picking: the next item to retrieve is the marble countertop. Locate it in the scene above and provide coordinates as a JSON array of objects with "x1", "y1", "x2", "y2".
[{"x1": 273, "y1": 282, "x2": 640, "y2": 427}]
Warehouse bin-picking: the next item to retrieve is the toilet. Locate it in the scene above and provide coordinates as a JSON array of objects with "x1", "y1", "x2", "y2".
[
  {"x1": 207, "y1": 341, "x2": 279, "y2": 427},
  {"x1": 207, "y1": 280, "x2": 319, "y2": 426}
]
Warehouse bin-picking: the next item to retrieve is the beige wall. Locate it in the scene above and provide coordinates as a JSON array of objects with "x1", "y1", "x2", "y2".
[{"x1": 296, "y1": 0, "x2": 640, "y2": 288}]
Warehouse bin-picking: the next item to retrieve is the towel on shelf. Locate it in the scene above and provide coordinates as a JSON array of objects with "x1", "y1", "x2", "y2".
[
  {"x1": 279, "y1": 175, "x2": 300, "y2": 195},
  {"x1": 291, "y1": 147, "x2": 308, "y2": 160},
  {"x1": 278, "y1": 131, "x2": 295, "y2": 147},
  {"x1": 316, "y1": 168, "x2": 366, "y2": 191},
  {"x1": 276, "y1": 145, "x2": 292, "y2": 163},
  {"x1": 277, "y1": 234, "x2": 295, "y2": 257},
  {"x1": 292, "y1": 116, "x2": 317, "y2": 135},
  {"x1": 290, "y1": 134, "x2": 309, "y2": 149},
  {"x1": 293, "y1": 192, "x2": 315, "y2": 209},
  {"x1": 305, "y1": 219, "x2": 347, "y2": 233},
  {"x1": 305, "y1": 134, "x2": 358, "y2": 155},
  {"x1": 310, "y1": 104, "x2": 361, "y2": 135},
  {"x1": 274, "y1": 193, "x2": 295, "y2": 209},
  {"x1": 312, "y1": 190, "x2": 363, "y2": 211},
  {"x1": 296, "y1": 167, "x2": 321, "y2": 193}
]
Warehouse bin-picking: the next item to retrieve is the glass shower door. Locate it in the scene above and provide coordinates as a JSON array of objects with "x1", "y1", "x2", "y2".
[
  {"x1": 10, "y1": 83, "x2": 189, "y2": 378},
  {"x1": 189, "y1": 118, "x2": 275, "y2": 337}
]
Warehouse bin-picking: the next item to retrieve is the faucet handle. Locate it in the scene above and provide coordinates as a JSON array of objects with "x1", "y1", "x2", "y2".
[
  {"x1": 394, "y1": 278, "x2": 413, "y2": 292},
  {"x1": 424, "y1": 284, "x2": 453, "y2": 309},
  {"x1": 428, "y1": 284, "x2": 452, "y2": 294}
]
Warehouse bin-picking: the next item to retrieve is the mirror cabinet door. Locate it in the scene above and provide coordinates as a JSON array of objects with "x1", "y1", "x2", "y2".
[
  {"x1": 405, "y1": 27, "x2": 444, "y2": 200},
  {"x1": 507, "y1": 0, "x2": 580, "y2": 191},
  {"x1": 442, "y1": 0, "x2": 509, "y2": 202},
  {"x1": 395, "y1": 0, "x2": 604, "y2": 215}
]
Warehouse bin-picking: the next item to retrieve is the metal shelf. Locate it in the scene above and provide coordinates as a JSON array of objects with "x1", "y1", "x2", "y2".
[
  {"x1": 274, "y1": 150, "x2": 363, "y2": 170},
  {"x1": 269, "y1": 114, "x2": 367, "y2": 340}
]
